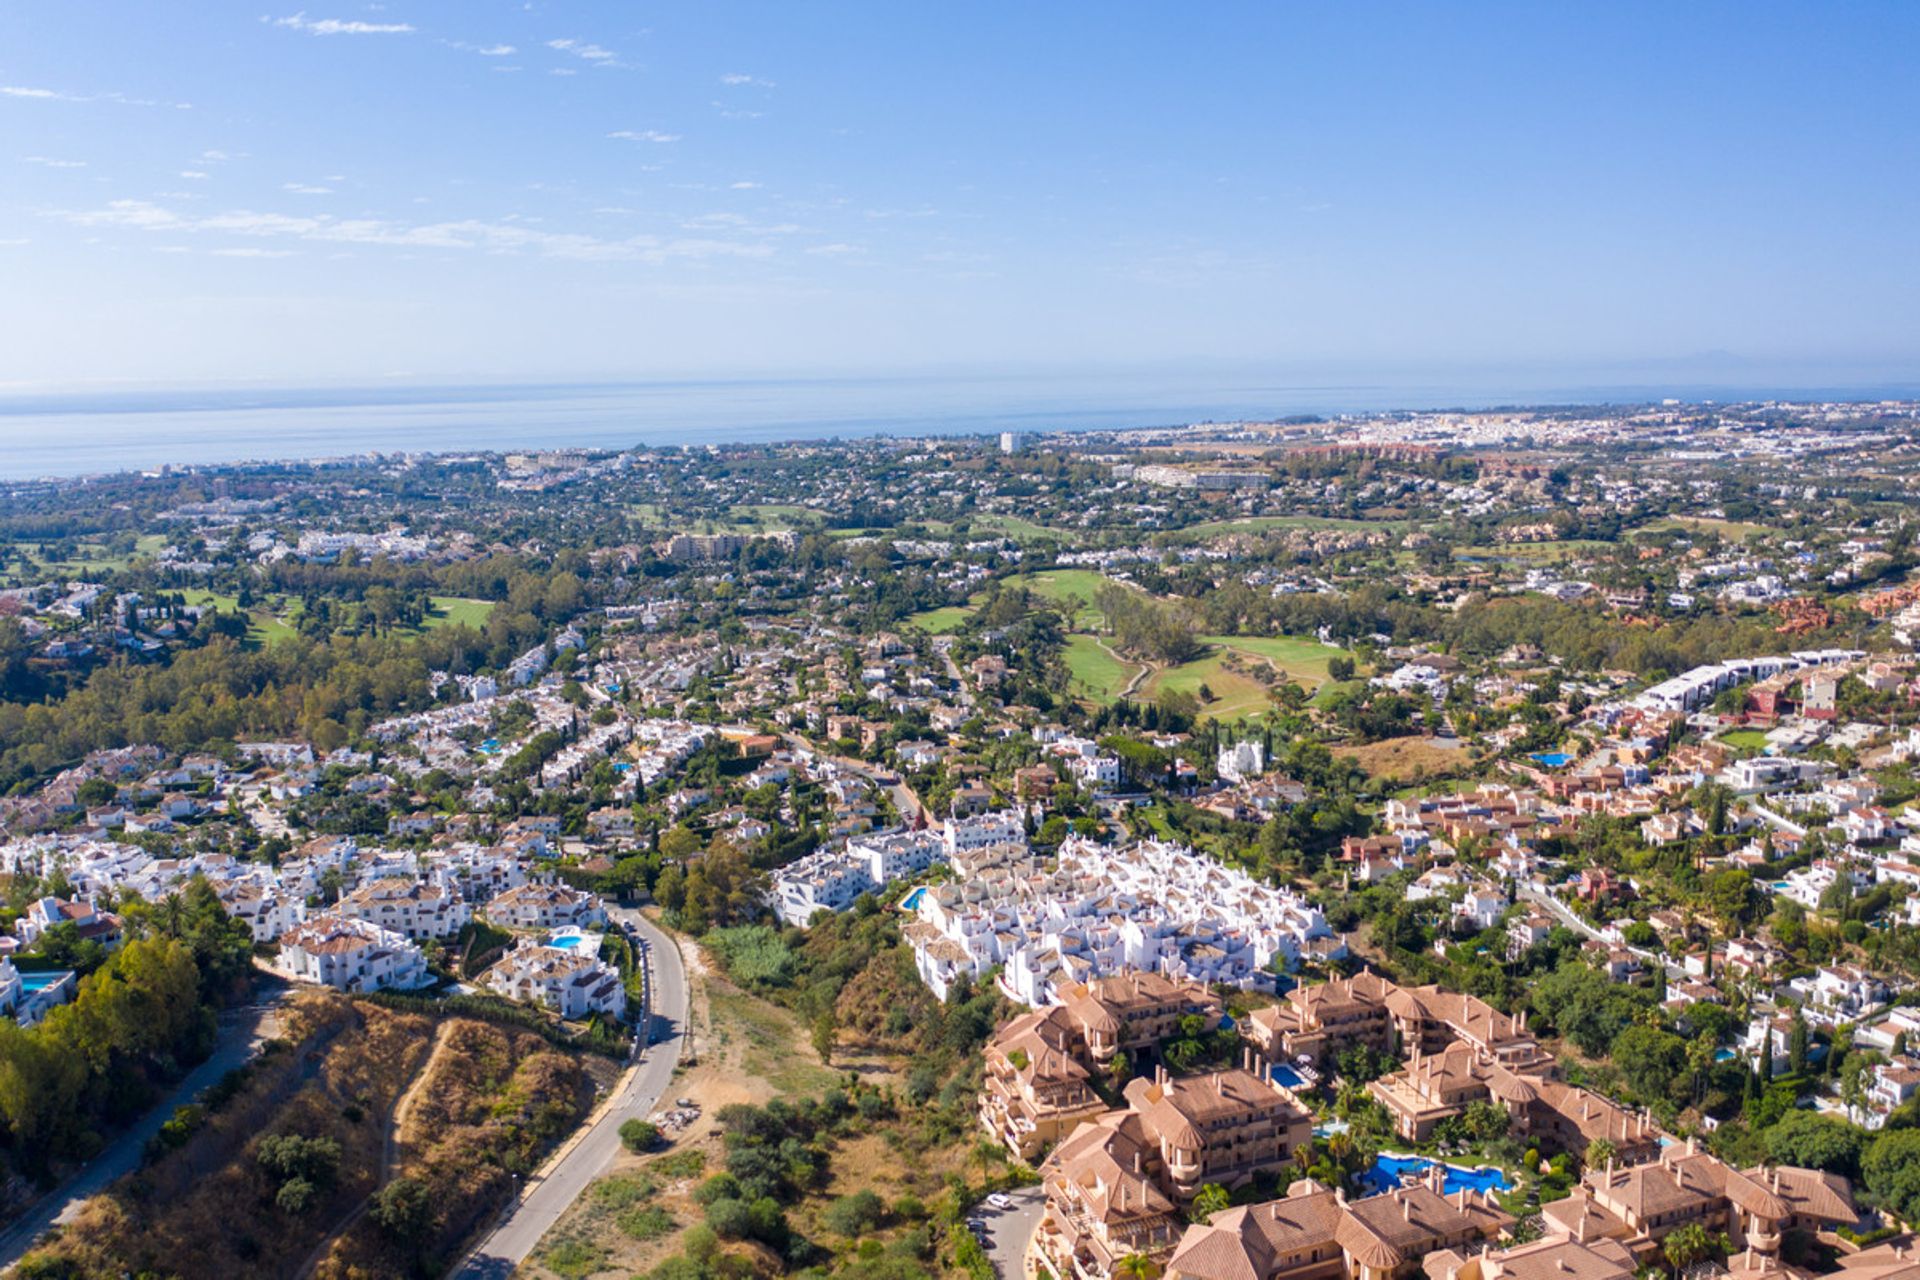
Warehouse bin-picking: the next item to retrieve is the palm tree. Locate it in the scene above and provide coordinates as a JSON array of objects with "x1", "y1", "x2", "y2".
[
  {"x1": 1663, "y1": 1222, "x2": 1712, "y2": 1274},
  {"x1": 1114, "y1": 1253, "x2": 1161, "y2": 1280}
]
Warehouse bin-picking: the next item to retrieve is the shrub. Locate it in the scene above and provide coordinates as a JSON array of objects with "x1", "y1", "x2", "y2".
[
  {"x1": 371, "y1": 1176, "x2": 434, "y2": 1240},
  {"x1": 275, "y1": 1177, "x2": 318, "y2": 1216},
  {"x1": 620, "y1": 1118, "x2": 662, "y2": 1152},
  {"x1": 618, "y1": 1205, "x2": 676, "y2": 1241},
  {"x1": 823, "y1": 1189, "x2": 887, "y2": 1239}
]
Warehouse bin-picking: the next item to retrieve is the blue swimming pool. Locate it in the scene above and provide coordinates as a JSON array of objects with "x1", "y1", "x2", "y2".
[
  {"x1": 900, "y1": 886, "x2": 928, "y2": 911},
  {"x1": 547, "y1": 931, "x2": 593, "y2": 951},
  {"x1": 1530, "y1": 751, "x2": 1575, "y2": 768},
  {"x1": 19, "y1": 972, "x2": 70, "y2": 992},
  {"x1": 1362, "y1": 1154, "x2": 1513, "y2": 1197},
  {"x1": 1270, "y1": 1064, "x2": 1309, "y2": 1089}
]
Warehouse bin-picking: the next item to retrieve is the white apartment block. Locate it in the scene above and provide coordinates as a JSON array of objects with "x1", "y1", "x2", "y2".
[
  {"x1": 483, "y1": 882, "x2": 607, "y2": 931},
  {"x1": 482, "y1": 940, "x2": 627, "y2": 1020},
  {"x1": 274, "y1": 914, "x2": 430, "y2": 993},
  {"x1": 771, "y1": 812, "x2": 1029, "y2": 927},
  {"x1": 902, "y1": 836, "x2": 1335, "y2": 1006},
  {"x1": 338, "y1": 877, "x2": 472, "y2": 940}
]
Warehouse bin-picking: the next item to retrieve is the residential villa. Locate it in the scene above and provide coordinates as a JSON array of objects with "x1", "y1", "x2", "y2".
[
  {"x1": 338, "y1": 876, "x2": 472, "y2": 940},
  {"x1": 482, "y1": 881, "x2": 608, "y2": 931},
  {"x1": 481, "y1": 939, "x2": 627, "y2": 1020},
  {"x1": 274, "y1": 914, "x2": 430, "y2": 993}
]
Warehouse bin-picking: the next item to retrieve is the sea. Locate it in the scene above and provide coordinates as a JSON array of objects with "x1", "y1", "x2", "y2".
[{"x1": 0, "y1": 370, "x2": 1912, "y2": 481}]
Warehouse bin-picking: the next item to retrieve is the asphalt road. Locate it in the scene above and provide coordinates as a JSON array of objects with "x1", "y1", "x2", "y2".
[
  {"x1": 0, "y1": 988, "x2": 293, "y2": 1272},
  {"x1": 449, "y1": 906, "x2": 689, "y2": 1278},
  {"x1": 1517, "y1": 884, "x2": 1687, "y2": 980},
  {"x1": 975, "y1": 1187, "x2": 1047, "y2": 1280}
]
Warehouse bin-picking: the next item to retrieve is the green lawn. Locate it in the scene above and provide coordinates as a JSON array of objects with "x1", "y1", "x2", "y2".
[
  {"x1": 422, "y1": 596, "x2": 496, "y2": 631},
  {"x1": 1144, "y1": 652, "x2": 1273, "y2": 720},
  {"x1": 1006, "y1": 569, "x2": 1115, "y2": 628},
  {"x1": 1717, "y1": 728, "x2": 1772, "y2": 752},
  {"x1": 907, "y1": 605, "x2": 976, "y2": 634},
  {"x1": 1638, "y1": 516, "x2": 1772, "y2": 541},
  {"x1": 969, "y1": 513, "x2": 1062, "y2": 543},
  {"x1": 730, "y1": 503, "x2": 816, "y2": 526},
  {"x1": 1175, "y1": 514, "x2": 1402, "y2": 540},
  {"x1": 1062, "y1": 633, "x2": 1141, "y2": 700},
  {"x1": 1203, "y1": 634, "x2": 1348, "y2": 687},
  {"x1": 1454, "y1": 540, "x2": 1616, "y2": 564}
]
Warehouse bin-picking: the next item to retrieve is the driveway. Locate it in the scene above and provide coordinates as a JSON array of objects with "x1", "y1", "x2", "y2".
[
  {"x1": 0, "y1": 986, "x2": 293, "y2": 1272},
  {"x1": 448, "y1": 907, "x2": 689, "y2": 1278},
  {"x1": 974, "y1": 1187, "x2": 1047, "y2": 1280}
]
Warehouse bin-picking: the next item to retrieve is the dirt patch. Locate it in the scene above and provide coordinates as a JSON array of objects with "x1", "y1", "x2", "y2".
[{"x1": 1333, "y1": 735, "x2": 1471, "y2": 782}]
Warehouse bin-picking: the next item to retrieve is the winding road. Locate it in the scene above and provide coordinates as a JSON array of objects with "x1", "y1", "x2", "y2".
[{"x1": 448, "y1": 906, "x2": 689, "y2": 1278}]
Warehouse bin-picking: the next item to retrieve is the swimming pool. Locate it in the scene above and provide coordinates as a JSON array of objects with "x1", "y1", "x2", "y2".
[
  {"x1": 1362, "y1": 1154, "x2": 1513, "y2": 1197},
  {"x1": 19, "y1": 972, "x2": 71, "y2": 992},
  {"x1": 900, "y1": 886, "x2": 928, "y2": 911},
  {"x1": 1270, "y1": 1064, "x2": 1309, "y2": 1089},
  {"x1": 547, "y1": 930, "x2": 597, "y2": 952},
  {"x1": 1530, "y1": 751, "x2": 1575, "y2": 768}
]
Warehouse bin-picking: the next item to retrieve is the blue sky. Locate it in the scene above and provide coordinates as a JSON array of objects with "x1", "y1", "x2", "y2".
[{"x1": 2, "y1": 2, "x2": 1917, "y2": 391}]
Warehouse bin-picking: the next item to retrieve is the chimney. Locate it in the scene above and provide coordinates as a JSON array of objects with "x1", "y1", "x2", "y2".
[{"x1": 1403, "y1": 1197, "x2": 1412, "y2": 1222}]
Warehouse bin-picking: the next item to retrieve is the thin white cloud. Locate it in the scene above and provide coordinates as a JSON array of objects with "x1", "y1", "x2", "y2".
[
  {"x1": 4, "y1": 85, "x2": 190, "y2": 108},
  {"x1": 268, "y1": 12, "x2": 415, "y2": 35},
  {"x1": 179, "y1": 170, "x2": 211, "y2": 179},
  {"x1": 22, "y1": 156, "x2": 86, "y2": 168},
  {"x1": 211, "y1": 246, "x2": 299, "y2": 257},
  {"x1": 806, "y1": 243, "x2": 859, "y2": 256},
  {"x1": 201, "y1": 149, "x2": 232, "y2": 162},
  {"x1": 61, "y1": 198, "x2": 781, "y2": 264},
  {"x1": 719, "y1": 73, "x2": 774, "y2": 88},
  {"x1": 729, "y1": 181, "x2": 761, "y2": 190},
  {"x1": 448, "y1": 40, "x2": 516, "y2": 56},
  {"x1": 548, "y1": 38, "x2": 619, "y2": 64},
  {"x1": 282, "y1": 182, "x2": 333, "y2": 194},
  {"x1": 608, "y1": 129, "x2": 679, "y2": 144}
]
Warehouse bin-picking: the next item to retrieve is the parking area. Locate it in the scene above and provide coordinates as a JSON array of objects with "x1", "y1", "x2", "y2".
[{"x1": 972, "y1": 1186, "x2": 1047, "y2": 1280}]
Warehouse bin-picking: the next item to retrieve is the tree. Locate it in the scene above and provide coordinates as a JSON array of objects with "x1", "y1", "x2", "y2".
[
  {"x1": 1190, "y1": 1183, "x2": 1232, "y2": 1224},
  {"x1": 1114, "y1": 1253, "x2": 1162, "y2": 1280},
  {"x1": 1585, "y1": 1139, "x2": 1617, "y2": 1171},
  {"x1": 371, "y1": 1176, "x2": 434, "y2": 1241},
  {"x1": 276, "y1": 1176, "x2": 319, "y2": 1215},
  {"x1": 1789, "y1": 1011, "x2": 1810, "y2": 1076},
  {"x1": 1612, "y1": 1028, "x2": 1689, "y2": 1105},
  {"x1": 822, "y1": 1189, "x2": 887, "y2": 1239},
  {"x1": 811, "y1": 1008, "x2": 837, "y2": 1065},
  {"x1": 1766, "y1": 1110, "x2": 1868, "y2": 1179},
  {"x1": 1864, "y1": 1130, "x2": 1920, "y2": 1225},
  {"x1": 620, "y1": 1118, "x2": 662, "y2": 1152},
  {"x1": 1663, "y1": 1221, "x2": 1712, "y2": 1273}
]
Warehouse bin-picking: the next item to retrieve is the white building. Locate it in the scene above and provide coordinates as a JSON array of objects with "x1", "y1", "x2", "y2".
[
  {"x1": 902, "y1": 837, "x2": 1333, "y2": 1006},
  {"x1": 338, "y1": 877, "x2": 471, "y2": 940},
  {"x1": 482, "y1": 882, "x2": 607, "y2": 931},
  {"x1": 274, "y1": 914, "x2": 430, "y2": 993},
  {"x1": 482, "y1": 940, "x2": 626, "y2": 1020},
  {"x1": 1216, "y1": 740, "x2": 1266, "y2": 784}
]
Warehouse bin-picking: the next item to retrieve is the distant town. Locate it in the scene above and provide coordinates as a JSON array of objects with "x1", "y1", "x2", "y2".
[{"x1": 7, "y1": 398, "x2": 1920, "y2": 1280}]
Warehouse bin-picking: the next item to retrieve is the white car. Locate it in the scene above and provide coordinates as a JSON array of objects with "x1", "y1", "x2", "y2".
[{"x1": 986, "y1": 1193, "x2": 1012, "y2": 1210}]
